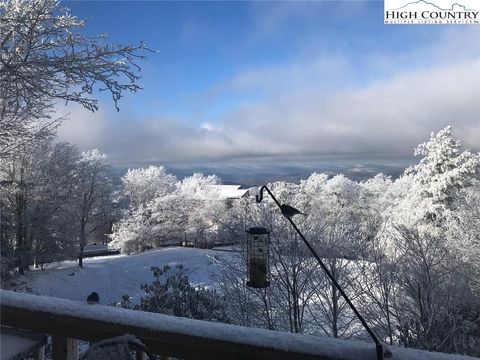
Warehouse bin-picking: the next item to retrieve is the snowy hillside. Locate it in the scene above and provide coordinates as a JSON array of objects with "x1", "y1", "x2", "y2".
[{"x1": 12, "y1": 247, "x2": 235, "y2": 306}]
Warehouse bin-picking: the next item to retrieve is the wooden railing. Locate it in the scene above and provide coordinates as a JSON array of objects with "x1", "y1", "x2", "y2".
[{"x1": 0, "y1": 290, "x2": 474, "y2": 360}]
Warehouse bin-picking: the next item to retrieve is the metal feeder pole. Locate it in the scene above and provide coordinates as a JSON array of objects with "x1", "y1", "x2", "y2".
[{"x1": 256, "y1": 185, "x2": 385, "y2": 360}]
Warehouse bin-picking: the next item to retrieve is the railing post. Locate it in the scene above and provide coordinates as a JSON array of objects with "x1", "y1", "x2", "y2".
[
  {"x1": 52, "y1": 337, "x2": 79, "y2": 360},
  {"x1": 135, "y1": 351, "x2": 146, "y2": 360},
  {"x1": 34, "y1": 346, "x2": 45, "y2": 360}
]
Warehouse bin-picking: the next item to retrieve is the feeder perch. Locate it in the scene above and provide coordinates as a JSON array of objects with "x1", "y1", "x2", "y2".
[{"x1": 246, "y1": 227, "x2": 270, "y2": 288}]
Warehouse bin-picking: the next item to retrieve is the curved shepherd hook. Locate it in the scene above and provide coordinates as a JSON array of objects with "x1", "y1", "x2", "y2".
[
  {"x1": 256, "y1": 185, "x2": 281, "y2": 207},
  {"x1": 255, "y1": 185, "x2": 388, "y2": 360}
]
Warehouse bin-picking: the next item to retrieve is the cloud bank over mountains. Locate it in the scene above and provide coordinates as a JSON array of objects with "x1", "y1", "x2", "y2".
[{"x1": 58, "y1": 26, "x2": 479, "y2": 167}]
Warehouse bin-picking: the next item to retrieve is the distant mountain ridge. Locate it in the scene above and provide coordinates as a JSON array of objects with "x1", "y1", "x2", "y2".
[{"x1": 110, "y1": 162, "x2": 409, "y2": 187}]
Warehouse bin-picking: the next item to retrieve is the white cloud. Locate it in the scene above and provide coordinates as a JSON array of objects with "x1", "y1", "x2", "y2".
[{"x1": 57, "y1": 28, "x2": 480, "y2": 166}]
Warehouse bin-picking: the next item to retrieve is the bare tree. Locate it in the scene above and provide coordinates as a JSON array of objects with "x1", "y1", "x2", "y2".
[
  {"x1": 392, "y1": 225, "x2": 477, "y2": 353},
  {"x1": 217, "y1": 244, "x2": 276, "y2": 330},
  {"x1": 219, "y1": 182, "x2": 323, "y2": 334}
]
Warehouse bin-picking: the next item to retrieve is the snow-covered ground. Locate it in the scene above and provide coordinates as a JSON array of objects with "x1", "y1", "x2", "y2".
[
  {"x1": 5, "y1": 246, "x2": 479, "y2": 360},
  {"x1": 13, "y1": 247, "x2": 236, "y2": 305}
]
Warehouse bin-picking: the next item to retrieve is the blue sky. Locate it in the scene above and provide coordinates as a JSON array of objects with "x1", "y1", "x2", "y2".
[{"x1": 60, "y1": 1, "x2": 480, "y2": 166}]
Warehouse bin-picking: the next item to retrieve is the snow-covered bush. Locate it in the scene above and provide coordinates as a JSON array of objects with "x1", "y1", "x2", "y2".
[{"x1": 118, "y1": 265, "x2": 230, "y2": 323}]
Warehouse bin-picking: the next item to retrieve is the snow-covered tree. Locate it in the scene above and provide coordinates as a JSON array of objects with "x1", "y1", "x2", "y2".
[
  {"x1": 110, "y1": 172, "x2": 224, "y2": 253},
  {"x1": 382, "y1": 126, "x2": 480, "y2": 354},
  {"x1": 27, "y1": 141, "x2": 81, "y2": 268},
  {"x1": 179, "y1": 173, "x2": 223, "y2": 247},
  {"x1": 221, "y1": 176, "x2": 377, "y2": 337},
  {"x1": 73, "y1": 149, "x2": 113, "y2": 267},
  {"x1": 0, "y1": 0, "x2": 149, "y2": 156},
  {"x1": 0, "y1": 144, "x2": 37, "y2": 274},
  {"x1": 393, "y1": 126, "x2": 479, "y2": 233},
  {"x1": 302, "y1": 175, "x2": 380, "y2": 339},
  {"x1": 0, "y1": 139, "x2": 86, "y2": 274},
  {"x1": 447, "y1": 183, "x2": 480, "y2": 291},
  {"x1": 122, "y1": 166, "x2": 176, "y2": 207}
]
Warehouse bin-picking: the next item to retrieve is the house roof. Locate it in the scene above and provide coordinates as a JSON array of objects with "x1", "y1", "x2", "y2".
[{"x1": 206, "y1": 185, "x2": 249, "y2": 199}]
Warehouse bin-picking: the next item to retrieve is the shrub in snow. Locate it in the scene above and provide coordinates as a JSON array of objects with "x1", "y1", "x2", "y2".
[{"x1": 118, "y1": 265, "x2": 230, "y2": 323}]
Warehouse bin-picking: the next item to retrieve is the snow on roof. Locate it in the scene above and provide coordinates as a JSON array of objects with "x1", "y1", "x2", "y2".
[
  {"x1": 1, "y1": 290, "x2": 476, "y2": 360},
  {"x1": 206, "y1": 185, "x2": 249, "y2": 199}
]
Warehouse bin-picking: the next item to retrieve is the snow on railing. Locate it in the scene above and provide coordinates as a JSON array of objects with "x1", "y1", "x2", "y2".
[{"x1": 0, "y1": 290, "x2": 476, "y2": 360}]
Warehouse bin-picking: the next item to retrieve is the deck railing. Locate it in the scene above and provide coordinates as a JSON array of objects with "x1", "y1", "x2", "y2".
[{"x1": 0, "y1": 290, "x2": 475, "y2": 360}]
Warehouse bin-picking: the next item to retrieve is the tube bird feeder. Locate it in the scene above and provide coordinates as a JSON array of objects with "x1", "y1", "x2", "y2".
[{"x1": 246, "y1": 227, "x2": 270, "y2": 288}]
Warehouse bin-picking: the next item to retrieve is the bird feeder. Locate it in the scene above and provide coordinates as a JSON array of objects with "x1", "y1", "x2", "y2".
[{"x1": 246, "y1": 227, "x2": 270, "y2": 288}]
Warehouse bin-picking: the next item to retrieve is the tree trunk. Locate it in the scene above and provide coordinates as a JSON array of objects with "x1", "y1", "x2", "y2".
[
  {"x1": 15, "y1": 177, "x2": 26, "y2": 275},
  {"x1": 331, "y1": 264, "x2": 339, "y2": 338},
  {"x1": 292, "y1": 266, "x2": 300, "y2": 333},
  {"x1": 78, "y1": 220, "x2": 86, "y2": 268},
  {"x1": 384, "y1": 288, "x2": 394, "y2": 345}
]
